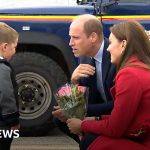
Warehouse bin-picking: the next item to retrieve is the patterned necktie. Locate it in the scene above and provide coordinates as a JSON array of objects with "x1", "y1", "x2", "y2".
[
  {"x1": 90, "y1": 58, "x2": 96, "y2": 68},
  {"x1": 89, "y1": 58, "x2": 97, "y2": 84}
]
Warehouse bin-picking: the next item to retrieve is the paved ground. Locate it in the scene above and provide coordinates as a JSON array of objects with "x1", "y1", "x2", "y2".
[{"x1": 11, "y1": 128, "x2": 79, "y2": 150}]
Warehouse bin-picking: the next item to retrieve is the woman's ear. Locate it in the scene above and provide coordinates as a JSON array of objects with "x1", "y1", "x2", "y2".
[
  {"x1": 122, "y1": 40, "x2": 127, "y2": 49},
  {"x1": 120, "y1": 40, "x2": 127, "y2": 54}
]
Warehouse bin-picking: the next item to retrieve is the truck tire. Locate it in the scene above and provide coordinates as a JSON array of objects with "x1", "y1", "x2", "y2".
[{"x1": 10, "y1": 52, "x2": 68, "y2": 136}]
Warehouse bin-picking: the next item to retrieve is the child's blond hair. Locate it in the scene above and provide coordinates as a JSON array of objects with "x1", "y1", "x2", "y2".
[{"x1": 0, "y1": 22, "x2": 18, "y2": 44}]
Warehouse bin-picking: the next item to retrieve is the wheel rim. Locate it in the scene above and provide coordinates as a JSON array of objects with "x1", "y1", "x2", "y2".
[{"x1": 16, "y1": 72, "x2": 52, "y2": 120}]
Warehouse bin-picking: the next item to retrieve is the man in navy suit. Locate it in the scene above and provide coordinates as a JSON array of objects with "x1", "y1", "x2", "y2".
[{"x1": 52, "y1": 14, "x2": 116, "y2": 145}]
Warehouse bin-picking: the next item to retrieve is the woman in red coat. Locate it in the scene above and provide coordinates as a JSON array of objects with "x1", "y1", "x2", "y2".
[{"x1": 67, "y1": 21, "x2": 150, "y2": 150}]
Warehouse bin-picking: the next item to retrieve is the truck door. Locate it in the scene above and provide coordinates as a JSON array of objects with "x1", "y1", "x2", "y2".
[{"x1": 101, "y1": 0, "x2": 150, "y2": 38}]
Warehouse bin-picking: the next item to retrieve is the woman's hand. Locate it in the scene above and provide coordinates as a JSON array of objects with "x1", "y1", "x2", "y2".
[
  {"x1": 84, "y1": 117, "x2": 95, "y2": 120},
  {"x1": 67, "y1": 118, "x2": 82, "y2": 135}
]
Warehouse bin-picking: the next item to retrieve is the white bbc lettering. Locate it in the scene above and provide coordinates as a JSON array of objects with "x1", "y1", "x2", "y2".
[
  {"x1": 0, "y1": 129, "x2": 20, "y2": 138},
  {"x1": 13, "y1": 130, "x2": 19, "y2": 138},
  {"x1": 3, "y1": 130, "x2": 13, "y2": 138},
  {"x1": 0, "y1": 130, "x2": 2, "y2": 138}
]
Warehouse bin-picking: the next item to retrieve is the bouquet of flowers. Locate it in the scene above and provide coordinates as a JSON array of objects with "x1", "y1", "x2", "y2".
[{"x1": 55, "y1": 83, "x2": 89, "y2": 120}]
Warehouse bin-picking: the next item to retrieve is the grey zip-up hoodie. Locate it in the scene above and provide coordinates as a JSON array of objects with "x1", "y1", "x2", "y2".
[{"x1": 0, "y1": 59, "x2": 19, "y2": 127}]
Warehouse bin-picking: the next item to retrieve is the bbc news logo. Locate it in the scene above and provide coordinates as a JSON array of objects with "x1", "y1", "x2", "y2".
[{"x1": 0, "y1": 130, "x2": 19, "y2": 138}]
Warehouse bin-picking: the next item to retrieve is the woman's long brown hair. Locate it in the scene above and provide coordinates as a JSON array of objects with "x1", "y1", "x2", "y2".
[{"x1": 110, "y1": 21, "x2": 150, "y2": 71}]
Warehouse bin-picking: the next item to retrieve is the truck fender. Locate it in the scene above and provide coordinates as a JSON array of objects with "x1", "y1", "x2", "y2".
[{"x1": 18, "y1": 31, "x2": 76, "y2": 74}]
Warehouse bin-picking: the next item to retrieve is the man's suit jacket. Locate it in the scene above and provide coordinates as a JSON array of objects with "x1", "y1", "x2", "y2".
[{"x1": 79, "y1": 38, "x2": 116, "y2": 116}]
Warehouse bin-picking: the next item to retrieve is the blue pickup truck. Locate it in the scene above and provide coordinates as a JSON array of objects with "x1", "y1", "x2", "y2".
[{"x1": 0, "y1": 0, "x2": 150, "y2": 135}]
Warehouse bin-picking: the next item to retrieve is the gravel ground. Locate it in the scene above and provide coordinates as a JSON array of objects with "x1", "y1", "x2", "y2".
[{"x1": 11, "y1": 128, "x2": 79, "y2": 150}]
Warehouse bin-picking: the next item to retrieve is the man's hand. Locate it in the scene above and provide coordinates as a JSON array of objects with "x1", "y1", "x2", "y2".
[
  {"x1": 11, "y1": 123, "x2": 20, "y2": 130},
  {"x1": 71, "y1": 64, "x2": 95, "y2": 84},
  {"x1": 52, "y1": 106, "x2": 67, "y2": 122},
  {"x1": 67, "y1": 118, "x2": 82, "y2": 135}
]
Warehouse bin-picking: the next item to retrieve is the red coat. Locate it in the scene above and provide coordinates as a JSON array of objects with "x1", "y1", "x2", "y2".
[{"x1": 81, "y1": 57, "x2": 150, "y2": 150}]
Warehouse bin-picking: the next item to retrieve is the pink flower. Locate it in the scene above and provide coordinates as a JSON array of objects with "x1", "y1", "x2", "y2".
[
  {"x1": 57, "y1": 85, "x2": 72, "y2": 97},
  {"x1": 64, "y1": 85, "x2": 72, "y2": 96},
  {"x1": 55, "y1": 83, "x2": 88, "y2": 119},
  {"x1": 78, "y1": 86, "x2": 86, "y2": 93}
]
